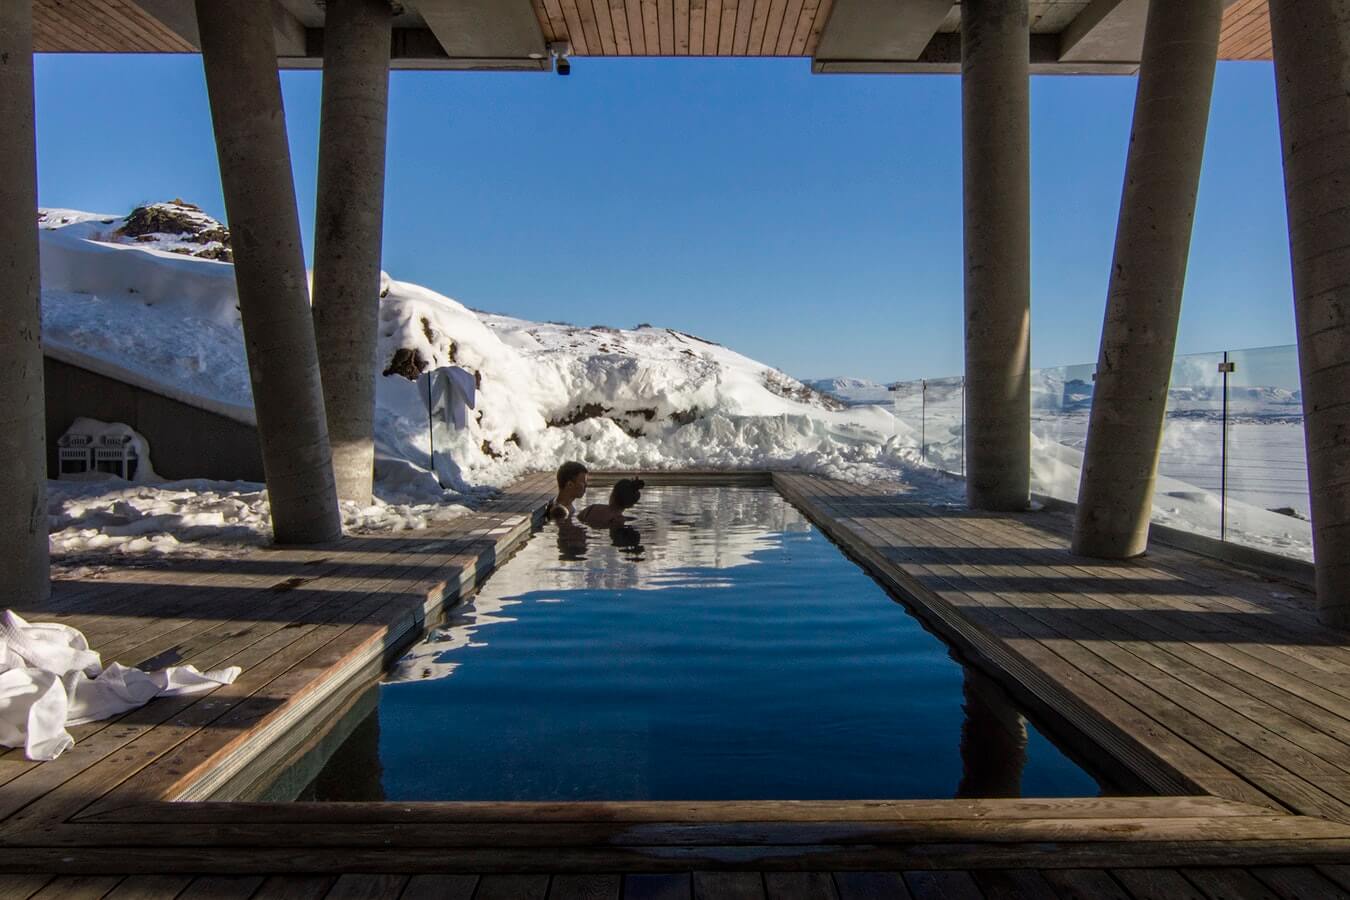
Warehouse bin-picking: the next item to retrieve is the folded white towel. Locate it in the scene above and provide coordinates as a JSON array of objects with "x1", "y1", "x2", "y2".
[{"x1": 0, "y1": 610, "x2": 241, "y2": 761}]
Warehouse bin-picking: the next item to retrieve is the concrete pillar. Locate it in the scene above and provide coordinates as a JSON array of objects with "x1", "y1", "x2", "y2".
[
  {"x1": 1269, "y1": 3, "x2": 1350, "y2": 627},
  {"x1": 196, "y1": 0, "x2": 343, "y2": 544},
  {"x1": 0, "y1": 0, "x2": 49, "y2": 603},
  {"x1": 312, "y1": 0, "x2": 393, "y2": 507},
  {"x1": 1072, "y1": 0, "x2": 1221, "y2": 559},
  {"x1": 962, "y1": 0, "x2": 1031, "y2": 511}
]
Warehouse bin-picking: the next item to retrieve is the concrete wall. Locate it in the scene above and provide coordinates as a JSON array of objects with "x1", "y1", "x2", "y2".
[{"x1": 44, "y1": 356, "x2": 264, "y2": 483}]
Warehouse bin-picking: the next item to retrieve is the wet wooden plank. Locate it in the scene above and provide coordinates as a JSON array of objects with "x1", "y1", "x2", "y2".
[
  {"x1": 831, "y1": 872, "x2": 909, "y2": 900},
  {"x1": 1037, "y1": 869, "x2": 1129, "y2": 900},
  {"x1": 900, "y1": 871, "x2": 982, "y2": 900},
  {"x1": 973, "y1": 869, "x2": 1059, "y2": 899},
  {"x1": 476, "y1": 874, "x2": 550, "y2": 900},
  {"x1": 1111, "y1": 868, "x2": 1206, "y2": 900},
  {"x1": 694, "y1": 871, "x2": 765, "y2": 900},
  {"x1": 1250, "y1": 866, "x2": 1349, "y2": 899},
  {"x1": 763, "y1": 872, "x2": 837, "y2": 899},
  {"x1": 252, "y1": 875, "x2": 336, "y2": 900},
  {"x1": 548, "y1": 873, "x2": 620, "y2": 899},
  {"x1": 625, "y1": 872, "x2": 692, "y2": 899},
  {"x1": 324, "y1": 874, "x2": 408, "y2": 899}
]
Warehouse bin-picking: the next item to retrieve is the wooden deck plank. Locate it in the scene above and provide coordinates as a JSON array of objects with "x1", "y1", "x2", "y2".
[
  {"x1": 830, "y1": 872, "x2": 910, "y2": 900},
  {"x1": 252, "y1": 875, "x2": 337, "y2": 900},
  {"x1": 695, "y1": 871, "x2": 765, "y2": 899},
  {"x1": 177, "y1": 875, "x2": 266, "y2": 898},
  {"x1": 626, "y1": 872, "x2": 693, "y2": 899},
  {"x1": 1111, "y1": 868, "x2": 1206, "y2": 900},
  {"x1": 1037, "y1": 869, "x2": 1130, "y2": 900},
  {"x1": 29, "y1": 875, "x2": 124, "y2": 899},
  {"x1": 1252, "y1": 865, "x2": 1350, "y2": 899},
  {"x1": 764, "y1": 871, "x2": 837, "y2": 899},
  {"x1": 1181, "y1": 867, "x2": 1279, "y2": 899},
  {"x1": 476, "y1": 874, "x2": 550, "y2": 899},
  {"x1": 547, "y1": 873, "x2": 620, "y2": 899},
  {"x1": 323, "y1": 874, "x2": 408, "y2": 899},
  {"x1": 900, "y1": 871, "x2": 982, "y2": 900},
  {"x1": 102, "y1": 875, "x2": 193, "y2": 899},
  {"x1": 972, "y1": 869, "x2": 1060, "y2": 899}
]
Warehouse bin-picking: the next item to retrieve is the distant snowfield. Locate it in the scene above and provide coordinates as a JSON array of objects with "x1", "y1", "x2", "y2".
[
  {"x1": 37, "y1": 204, "x2": 1311, "y2": 567},
  {"x1": 38, "y1": 205, "x2": 962, "y2": 567}
]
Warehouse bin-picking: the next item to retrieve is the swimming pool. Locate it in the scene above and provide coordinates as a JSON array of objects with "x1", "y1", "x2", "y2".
[{"x1": 293, "y1": 485, "x2": 1111, "y2": 801}]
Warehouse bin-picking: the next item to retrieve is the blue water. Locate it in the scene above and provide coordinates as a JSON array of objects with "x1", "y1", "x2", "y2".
[{"x1": 302, "y1": 486, "x2": 1108, "y2": 801}]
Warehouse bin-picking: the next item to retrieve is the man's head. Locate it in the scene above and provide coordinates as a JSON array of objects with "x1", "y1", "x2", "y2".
[
  {"x1": 610, "y1": 477, "x2": 645, "y2": 511},
  {"x1": 556, "y1": 461, "x2": 589, "y2": 500}
]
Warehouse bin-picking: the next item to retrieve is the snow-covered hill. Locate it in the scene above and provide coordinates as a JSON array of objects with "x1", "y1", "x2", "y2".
[{"x1": 38, "y1": 205, "x2": 947, "y2": 561}]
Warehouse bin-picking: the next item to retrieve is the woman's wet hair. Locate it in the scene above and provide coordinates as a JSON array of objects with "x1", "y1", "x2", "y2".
[{"x1": 609, "y1": 477, "x2": 645, "y2": 510}]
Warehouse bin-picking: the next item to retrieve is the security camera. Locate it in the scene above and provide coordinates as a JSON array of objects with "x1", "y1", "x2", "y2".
[{"x1": 549, "y1": 41, "x2": 572, "y2": 76}]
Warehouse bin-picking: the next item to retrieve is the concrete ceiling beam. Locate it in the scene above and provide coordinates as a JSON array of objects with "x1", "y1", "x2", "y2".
[
  {"x1": 407, "y1": 0, "x2": 548, "y2": 67},
  {"x1": 815, "y1": 0, "x2": 955, "y2": 63}
]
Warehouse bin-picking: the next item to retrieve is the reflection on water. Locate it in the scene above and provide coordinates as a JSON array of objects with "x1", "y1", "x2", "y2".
[{"x1": 305, "y1": 487, "x2": 1108, "y2": 801}]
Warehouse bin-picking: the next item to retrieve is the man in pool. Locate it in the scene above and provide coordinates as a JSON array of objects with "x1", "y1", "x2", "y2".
[{"x1": 547, "y1": 461, "x2": 589, "y2": 520}]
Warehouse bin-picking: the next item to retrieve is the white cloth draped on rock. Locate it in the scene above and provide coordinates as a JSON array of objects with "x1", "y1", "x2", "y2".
[{"x1": 0, "y1": 610, "x2": 241, "y2": 761}]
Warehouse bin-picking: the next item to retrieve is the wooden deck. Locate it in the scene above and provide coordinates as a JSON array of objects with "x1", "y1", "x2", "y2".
[{"x1": 2, "y1": 470, "x2": 1350, "y2": 896}]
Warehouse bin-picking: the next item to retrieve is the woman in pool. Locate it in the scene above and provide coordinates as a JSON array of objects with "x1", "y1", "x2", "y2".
[{"x1": 578, "y1": 477, "x2": 645, "y2": 529}]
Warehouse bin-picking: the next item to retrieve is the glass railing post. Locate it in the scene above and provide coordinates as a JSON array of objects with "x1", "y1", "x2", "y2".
[{"x1": 1219, "y1": 351, "x2": 1233, "y2": 542}]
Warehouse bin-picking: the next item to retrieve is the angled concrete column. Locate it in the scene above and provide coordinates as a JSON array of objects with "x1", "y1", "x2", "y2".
[
  {"x1": 196, "y1": 0, "x2": 343, "y2": 544},
  {"x1": 312, "y1": 0, "x2": 393, "y2": 506},
  {"x1": 0, "y1": 0, "x2": 49, "y2": 603},
  {"x1": 962, "y1": 0, "x2": 1031, "y2": 511},
  {"x1": 1072, "y1": 0, "x2": 1221, "y2": 559},
  {"x1": 1269, "y1": 3, "x2": 1350, "y2": 627}
]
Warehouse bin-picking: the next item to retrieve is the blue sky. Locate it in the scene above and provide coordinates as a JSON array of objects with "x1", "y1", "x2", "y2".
[{"x1": 34, "y1": 55, "x2": 1291, "y2": 383}]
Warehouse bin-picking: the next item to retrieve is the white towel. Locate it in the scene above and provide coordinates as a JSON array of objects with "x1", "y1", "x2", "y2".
[{"x1": 0, "y1": 610, "x2": 241, "y2": 761}]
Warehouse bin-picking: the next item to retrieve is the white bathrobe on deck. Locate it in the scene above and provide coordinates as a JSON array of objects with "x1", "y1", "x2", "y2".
[{"x1": 0, "y1": 610, "x2": 240, "y2": 760}]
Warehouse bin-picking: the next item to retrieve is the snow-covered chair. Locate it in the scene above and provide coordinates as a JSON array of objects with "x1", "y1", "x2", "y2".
[
  {"x1": 93, "y1": 434, "x2": 138, "y2": 481},
  {"x1": 56, "y1": 433, "x2": 94, "y2": 477}
]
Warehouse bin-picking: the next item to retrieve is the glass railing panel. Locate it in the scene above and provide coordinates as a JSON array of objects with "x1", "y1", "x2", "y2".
[
  {"x1": 1222, "y1": 344, "x2": 1311, "y2": 561},
  {"x1": 1029, "y1": 362, "x2": 1095, "y2": 503},
  {"x1": 925, "y1": 376, "x2": 966, "y2": 476},
  {"x1": 1154, "y1": 350, "x2": 1227, "y2": 539}
]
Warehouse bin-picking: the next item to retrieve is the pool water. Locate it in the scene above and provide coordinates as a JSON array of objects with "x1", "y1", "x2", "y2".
[{"x1": 296, "y1": 486, "x2": 1110, "y2": 801}]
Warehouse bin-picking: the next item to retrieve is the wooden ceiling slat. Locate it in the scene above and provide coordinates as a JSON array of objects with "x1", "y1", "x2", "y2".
[
  {"x1": 532, "y1": 1, "x2": 558, "y2": 43},
  {"x1": 609, "y1": 0, "x2": 633, "y2": 54},
  {"x1": 574, "y1": 0, "x2": 604, "y2": 54},
  {"x1": 538, "y1": 0, "x2": 568, "y2": 44},
  {"x1": 718, "y1": 0, "x2": 738, "y2": 54},
  {"x1": 655, "y1": 0, "x2": 671, "y2": 53},
  {"x1": 776, "y1": 0, "x2": 806, "y2": 55},
  {"x1": 1223, "y1": 13, "x2": 1270, "y2": 60},
  {"x1": 691, "y1": 0, "x2": 706, "y2": 55},
  {"x1": 732, "y1": 0, "x2": 755, "y2": 53},
  {"x1": 747, "y1": 0, "x2": 771, "y2": 55},
  {"x1": 804, "y1": 0, "x2": 833, "y2": 55},
  {"x1": 39, "y1": 0, "x2": 119, "y2": 52},
  {"x1": 557, "y1": 0, "x2": 588, "y2": 53},
  {"x1": 32, "y1": 14, "x2": 75, "y2": 53},
  {"x1": 591, "y1": 0, "x2": 618, "y2": 54},
  {"x1": 1220, "y1": 4, "x2": 1265, "y2": 43},
  {"x1": 704, "y1": 0, "x2": 723, "y2": 55},
  {"x1": 642, "y1": 0, "x2": 660, "y2": 55},
  {"x1": 762, "y1": 0, "x2": 790, "y2": 56},
  {"x1": 675, "y1": 0, "x2": 691, "y2": 54},
  {"x1": 788, "y1": 0, "x2": 819, "y2": 56},
  {"x1": 90, "y1": 0, "x2": 164, "y2": 52},
  {"x1": 625, "y1": 0, "x2": 646, "y2": 53}
]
